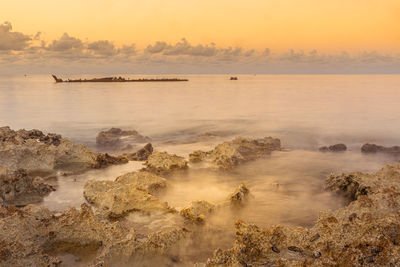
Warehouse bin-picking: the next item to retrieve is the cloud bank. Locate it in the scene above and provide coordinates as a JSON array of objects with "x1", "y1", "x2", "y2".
[{"x1": 1, "y1": 22, "x2": 399, "y2": 74}]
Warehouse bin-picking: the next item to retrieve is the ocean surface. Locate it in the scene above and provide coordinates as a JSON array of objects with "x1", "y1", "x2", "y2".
[{"x1": 1, "y1": 74, "x2": 399, "y2": 230}]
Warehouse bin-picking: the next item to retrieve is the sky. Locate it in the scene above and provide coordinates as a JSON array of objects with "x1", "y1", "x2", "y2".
[{"x1": 1, "y1": 0, "x2": 400, "y2": 74}]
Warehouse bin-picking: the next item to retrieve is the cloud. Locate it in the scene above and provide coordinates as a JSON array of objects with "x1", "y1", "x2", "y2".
[
  {"x1": 46, "y1": 33, "x2": 84, "y2": 52},
  {"x1": 87, "y1": 40, "x2": 117, "y2": 57},
  {"x1": 0, "y1": 22, "x2": 31, "y2": 51}
]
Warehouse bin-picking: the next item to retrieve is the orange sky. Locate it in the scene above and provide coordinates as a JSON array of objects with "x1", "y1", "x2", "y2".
[{"x1": 1, "y1": 0, "x2": 400, "y2": 52}]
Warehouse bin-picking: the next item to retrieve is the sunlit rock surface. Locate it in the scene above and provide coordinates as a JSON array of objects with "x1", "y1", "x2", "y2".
[
  {"x1": 124, "y1": 143, "x2": 153, "y2": 161},
  {"x1": 96, "y1": 128, "x2": 150, "y2": 149},
  {"x1": 142, "y1": 151, "x2": 188, "y2": 175},
  {"x1": 0, "y1": 204, "x2": 135, "y2": 267},
  {"x1": 189, "y1": 137, "x2": 281, "y2": 170},
  {"x1": 0, "y1": 126, "x2": 127, "y2": 176},
  {"x1": 206, "y1": 164, "x2": 400, "y2": 266},
  {"x1": 84, "y1": 171, "x2": 173, "y2": 218},
  {"x1": 0, "y1": 167, "x2": 54, "y2": 205}
]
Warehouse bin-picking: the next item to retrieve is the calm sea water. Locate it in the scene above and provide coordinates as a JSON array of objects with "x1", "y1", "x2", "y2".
[
  {"x1": 2, "y1": 74, "x2": 399, "y2": 264},
  {"x1": 0, "y1": 74, "x2": 399, "y2": 220}
]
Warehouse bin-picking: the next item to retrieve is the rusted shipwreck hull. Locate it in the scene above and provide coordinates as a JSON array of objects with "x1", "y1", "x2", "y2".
[{"x1": 52, "y1": 75, "x2": 188, "y2": 83}]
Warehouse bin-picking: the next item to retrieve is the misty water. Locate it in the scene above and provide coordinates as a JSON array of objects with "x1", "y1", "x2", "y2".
[{"x1": 1, "y1": 74, "x2": 400, "y2": 265}]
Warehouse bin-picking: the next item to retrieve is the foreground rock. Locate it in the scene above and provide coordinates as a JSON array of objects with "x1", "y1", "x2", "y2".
[
  {"x1": 206, "y1": 164, "x2": 400, "y2": 266},
  {"x1": 0, "y1": 167, "x2": 54, "y2": 205},
  {"x1": 0, "y1": 204, "x2": 135, "y2": 266},
  {"x1": 0, "y1": 126, "x2": 127, "y2": 176},
  {"x1": 124, "y1": 143, "x2": 153, "y2": 161},
  {"x1": 319, "y1": 143, "x2": 347, "y2": 152},
  {"x1": 361, "y1": 143, "x2": 400, "y2": 156},
  {"x1": 96, "y1": 128, "x2": 150, "y2": 149},
  {"x1": 142, "y1": 151, "x2": 188, "y2": 175},
  {"x1": 84, "y1": 171, "x2": 173, "y2": 218},
  {"x1": 189, "y1": 137, "x2": 281, "y2": 170}
]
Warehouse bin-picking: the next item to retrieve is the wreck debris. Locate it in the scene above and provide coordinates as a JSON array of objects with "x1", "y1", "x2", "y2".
[{"x1": 52, "y1": 75, "x2": 188, "y2": 83}]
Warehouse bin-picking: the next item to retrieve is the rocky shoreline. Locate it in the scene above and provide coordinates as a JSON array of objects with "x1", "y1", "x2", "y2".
[{"x1": 1, "y1": 126, "x2": 399, "y2": 266}]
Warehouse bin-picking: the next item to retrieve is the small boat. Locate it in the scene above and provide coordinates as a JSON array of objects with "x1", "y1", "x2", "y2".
[
  {"x1": 52, "y1": 75, "x2": 188, "y2": 83},
  {"x1": 230, "y1": 77, "x2": 238, "y2": 80}
]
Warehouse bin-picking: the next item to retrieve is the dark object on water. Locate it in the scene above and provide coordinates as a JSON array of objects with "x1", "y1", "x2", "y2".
[
  {"x1": 230, "y1": 77, "x2": 238, "y2": 80},
  {"x1": 52, "y1": 75, "x2": 188, "y2": 83},
  {"x1": 361, "y1": 143, "x2": 400, "y2": 155},
  {"x1": 319, "y1": 143, "x2": 347, "y2": 152}
]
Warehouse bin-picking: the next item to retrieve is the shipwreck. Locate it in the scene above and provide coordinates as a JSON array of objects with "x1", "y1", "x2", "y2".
[{"x1": 52, "y1": 75, "x2": 188, "y2": 83}]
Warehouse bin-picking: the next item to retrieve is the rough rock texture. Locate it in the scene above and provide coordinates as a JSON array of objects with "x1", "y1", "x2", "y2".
[
  {"x1": 0, "y1": 126, "x2": 127, "y2": 176},
  {"x1": 84, "y1": 171, "x2": 173, "y2": 218},
  {"x1": 96, "y1": 128, "x2": 150, "y2": 148},
  {"x1": 0, "y1": 204, "x2": 135, "y2": 267},
  {"x1": 124, "y1": 143, "x2": 153, "y2": 161},
  {"x1": 0, "y1": 167, "x2": 54, "y2": 205},
  {"x1": 143, "y1": 151, "x2": 188, "y2": 175},
  {"x1": 206, "y1": 164, "x2": 400, "y2": 266},
  {"x1": 319, "y1": 143, "x2": 347, "y2": 152},
  {"x1": 227, "y1": 183, "x2": 251, "y2": 207},
  {"x1": 189, "y1": 137, "x2": 281, "y2": 170},
  {"x1": 361, "y1": 143, "x2": 400, "y2": 156},
  {"x1": 180, "y1": 201, "x2": 215, "y2": 224}
]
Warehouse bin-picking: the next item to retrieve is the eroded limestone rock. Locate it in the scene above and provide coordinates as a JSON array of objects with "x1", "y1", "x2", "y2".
[
  {"x1": 206, "y1": 164, "x2": 400, "y2": 266},
  {"x1": 143, "y1": 151, "x2": 188, "y2": 175},
  {"x1": 124, "y1": 143, "x2": 153, "y2": 161},
  {"x1": 180, "y1": 201, "x2": 215, "y2": 224},
  {"x1": 0, "y1": 126, "x2": 127, "y2": 176},
  {"x1": 361, "y1": 143, "x2": 400, "y2": 156},
  {"x1": 319, "y1": 143, "x2": 347, "y2": 152},
  {"x1": 0, "y1": 167, "x2": 54, "y2": 205},
  {"x1": 189, "y1": 137, "x2": 281, "y2": 170},
  {"x1": 96, "y1": 128, "x2": 150, "y2": 149},
  {"x1": 84, "y1": 171, "x2": 172, "y2": 218}
]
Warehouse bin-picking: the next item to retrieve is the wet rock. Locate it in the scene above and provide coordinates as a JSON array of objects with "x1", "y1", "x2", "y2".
[
  {"x1": 124, "y1": 143, "x2": 153, "y2": 161},
  {"x1": 189, "y1": 137, "x2": 281, "y2": 170},
  {"x1": 361, "y1": 143, "x2": 400, "y2": 156},
  {"x1": 180, "y1": 201, "x2": 215, "y2": 224},
  {"x1": 206, "y1": 164, "x2": 400, "y2": 266},
  {"x1": 142, "y1": 151, "x2": 188, "y2": 175},
  {"x1": 319, "y1": 143, "x2": 347, "y2": 152},
  {"x1": 96, "y1": 128, "x2": 150, "y2": 149},
  {"x1": 0, "y1": 204, "x2": 135, "y2": 266},
  {"x1": 227, "y1": 183, "x2": 251, "y2": 207},
  {"x1": 0, "y1": 126, "x2": 127, "y2": 176},
  {"x1": 84, "y1": 171, "x2": 173, "y2": 218},
  {"x1": 0, "y1": 167, "x2": 54, "y2": 205}
]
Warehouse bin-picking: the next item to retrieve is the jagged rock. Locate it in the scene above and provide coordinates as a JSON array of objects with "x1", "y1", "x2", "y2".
[
  {"x1": 189, "y1": 137, "x2": 281, "y2": 170},
  {"x1": 206, "y1": 164, "x2": 400, "y2": 266},
  {"x1": 319, "y1": 143, "x2": 347, "y2": 152},
  {"x1": 227, "y1": 183, "x2": 251, "y2": 207},
  {"x1": 0, "y1": 167, "x2": 54, "y2": 205},
  {"x1": 124, "y1": 143, "x2": 153, "y2": 161},
  {"x1": 0, "y1": 126, "x2": 127, "y2": 176},
  {"x1": 180, "y1": 201, "x2": 215, "y2": 224},
  {"x1": 361, "y1": 143, "x2": 400, "y2": 155},
  {"x1": 142, "y1": 151, "x2": 188, "y2": 175},
  {"x1": 0, "y1": 204, "x2": 135, "y2": 267},
  {"x1": 84, "y1": 172, "x2": 173, "y2": 218},
  {"x1": 96, "y1": 128, "x2": 150, "y2": 148}
]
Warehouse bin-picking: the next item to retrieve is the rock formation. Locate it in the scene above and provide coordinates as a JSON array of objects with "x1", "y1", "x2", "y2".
[
  {"x1": 124, "y1": 143, "x2": 153, "y2": 161},
  {"x1": 84, "y1": 171, "x2": 173, "y2": 218},
  {"x1": 96, "y1": 128, "x2": 150, "y2": 149},
  {"x1": 142, "y1": 151, "x2": 188, "y2": 175},
  {"x1": 361, "y1": 143, "x2": 400, "y2": 156},
  {"x1": 319, "y1": 143, "x2": 347, "y2": 152},
  {"x1": 205, "y1": 164, "x2": 400, "y2": 266},
  {"x1": 0, "y1": 167, "x2": 54, "y2": 205},
  {"x1": 0, "y1": 126, "x2": 127, "y2": 176},
  {"x1": 189, "y1": 137, "x2": 281, "y2": 170}
]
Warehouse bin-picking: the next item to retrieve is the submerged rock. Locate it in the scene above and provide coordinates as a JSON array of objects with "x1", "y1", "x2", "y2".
[
  {"x1": 227, "y1": 183, "x2": 251, "y2": 207},
  {"x1": 143, "y1": 151, "x2": 188, "y2": 175},
  {"x1": 189, "y1": 137, "x2": 281, "y2": 170},
  {"x1": 0, "y1": 167, "x2": 54, "y2": 205},
  {"x1": 319, "y1": 143, "x2": 347, "y2": 152},
  {"x1": 84, "y1": 171, "x2": 173, "y2": 218},
  {"x1": 0, "y1": 204, "x2": 135, "y2": 267},
  {"x1": 361, "y1": 143, "x2": 400, "y2": 156},
  {"x1": 206, "y1": 164, "x2": 400, "y2": 266},
  {"x1": 124, "y1": 143, "x2": 153, "y2": 161},
  {"x1": 96, "y1": 128, "x2": 150, "y2": 149},
  {"x1": 180, "y1": 200, "x2": 215, "y2": 224},
  {"x1": 0, "y1": 126, "x2": 127, "y2": 176}
]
